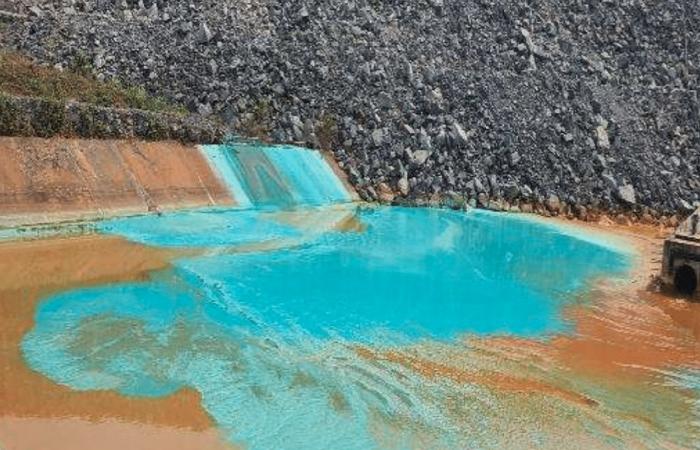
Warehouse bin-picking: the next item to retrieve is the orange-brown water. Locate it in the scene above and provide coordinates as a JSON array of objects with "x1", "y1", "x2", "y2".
[
  {"x1": 0, "y1": 218, "x2": 697, "y2": 449},
  {"x1": 0, "y1": 235, "x2": 236, "y2": 450}
]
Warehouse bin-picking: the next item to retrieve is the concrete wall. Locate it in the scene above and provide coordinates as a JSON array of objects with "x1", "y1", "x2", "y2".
[
  {"x1": 0, "y1": 137, "x2": 235, "y2": 227},
  {"x1": 661, "y1": 222, "x2": 700, "y2": 299}
]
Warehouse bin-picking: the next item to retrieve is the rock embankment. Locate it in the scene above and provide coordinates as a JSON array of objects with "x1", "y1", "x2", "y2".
[{"x1": 2, "y1": 0, "x2": 699, "y2": 219}]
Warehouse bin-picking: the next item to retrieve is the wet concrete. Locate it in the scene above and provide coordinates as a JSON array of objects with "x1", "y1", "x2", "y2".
[
  {"x1": 0, "y1": 137, "x2": 234, "y2": 227},
  {"x1": 0, "y1": 235, "x2": 235, "y2": 450}
]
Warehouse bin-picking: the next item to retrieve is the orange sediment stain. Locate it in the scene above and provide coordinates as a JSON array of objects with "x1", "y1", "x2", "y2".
[
  {"x1": 356, "y1": 221, "x2": 698, "y2": 446},
  {"x1": 321, "y1": 150, "x2": 360, "y2": 202},
  {"x1": 355, "y1": 347, "x2": 598, "y2": 407},
  {"x1": 551, "y1": 227, "x2": 700, "y2": 379},
  {"x1": 0, "y1": 137, "x2": 235, "y2": 227},
  {"x1": 552, "y1": 289, "x2": 700, "y2": 378},
  {"x1": 0, "y1": 235, "x2": 235, "y2": 449},
  {"x1": 0, "y1": 417, "x2": 230, "y2": 450},
  {"x1": 494, "y1": 217, "x2": 699, "y2": 380}
]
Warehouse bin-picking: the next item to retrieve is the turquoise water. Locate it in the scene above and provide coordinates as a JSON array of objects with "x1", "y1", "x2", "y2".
[
  {"x1": 97, "y1": 208, "x2": 301, "y2": 248},
  {"x1": 202, "y1": 143, "x2": 351, "y2": 208},
  {"x1": 22, "y1": 205, "x2": 631, "y2": 449},
  {"x1": 16, "y1": 136, "x2": 638, "y2": 450}
]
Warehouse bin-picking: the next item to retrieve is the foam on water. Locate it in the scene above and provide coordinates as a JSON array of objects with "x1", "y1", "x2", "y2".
[{"x1": 22, "y1": 206, "x2": 634, "y2": 449}]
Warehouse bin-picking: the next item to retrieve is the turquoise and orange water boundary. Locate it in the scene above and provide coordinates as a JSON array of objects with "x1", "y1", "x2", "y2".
[{"x1": 0, "y1": 141, "x2": 698, "y2": 449}]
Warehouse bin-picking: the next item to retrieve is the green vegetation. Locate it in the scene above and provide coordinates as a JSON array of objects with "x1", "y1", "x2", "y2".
[
  {"x1": 0, "y1": 52, "x2": 185, "y2": 115},
  {"x1": 239, "y1": 99, "x2": 272, "y2": 140},
  {"x1": 315, "y1": 113, "x2": 338, "y2": 151}
]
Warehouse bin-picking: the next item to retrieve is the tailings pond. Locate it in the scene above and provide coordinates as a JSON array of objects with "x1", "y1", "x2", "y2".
[{"x1": 0, "y1": 144, "x2": 698, "y2": 450}]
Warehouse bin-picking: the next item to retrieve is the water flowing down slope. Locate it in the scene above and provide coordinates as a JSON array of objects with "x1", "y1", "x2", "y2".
[{"x1": 202, "y1": 143, "x2": 352, "y2": 209}]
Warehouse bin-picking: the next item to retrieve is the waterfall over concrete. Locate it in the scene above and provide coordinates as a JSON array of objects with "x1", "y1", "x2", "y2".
[
  {"x1": 202, "y1": 143, "x2": 352, "y2": 209},
  {"x1": 0, "y1": 137, "x2": 355, "y2": 228}
]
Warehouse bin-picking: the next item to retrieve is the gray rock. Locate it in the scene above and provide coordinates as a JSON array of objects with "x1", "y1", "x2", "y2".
[
  {"x1": 546, "y1": 194, "x2": 561, "y2": 212},
  {"x1": 28, "y1": 6, "x2": 44, "y2": 17},
  {"x1": 617, "y1": 184, "x2": 636, "y2": 204},
  {"x1": 451, "y1": 122, "x2": 472, "y2": 145},
  {"x1": 595, "y1": 125, "x2": 610, "y2": 150},
  {"x1": 397, "y1": 174, "x2": 409, "y2": 196},
  {"x1": 509, "y1": 151, "x2": 521, "y2": 166},
  {"x1": 410, "y1": 149, "x2": 431, "y2": 166},
  {"x1": 146, "y1": 2, "x2": 158, "y2": 19},
  {"x1": 196, "y1": 22, "x2": 214, "y2": 44},
  {"x1": 197, "y1": 103, "x2": 213, "y2": 116},
  {"x1": 371, "y1": 128, "x2": 384, "y2": 146},
  {"x1": 418, "y1": 129, "x2": 432, "y2": 150},
  {"x1": 93, "y1": 52, "x2": 106, "y2": 69}
]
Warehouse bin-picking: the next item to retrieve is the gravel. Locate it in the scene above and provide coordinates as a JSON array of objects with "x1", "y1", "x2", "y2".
[{"x1": 2, "y1": 0, "x2": 699, "y2": 217}]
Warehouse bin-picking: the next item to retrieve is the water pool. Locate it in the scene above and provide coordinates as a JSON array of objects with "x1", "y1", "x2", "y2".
[
  {"x1": 18, "y1": 205, "x2": 650, "y2": 450},
  {"x1": 2, "y1": 142, "x2": 698, "y2": 450}
]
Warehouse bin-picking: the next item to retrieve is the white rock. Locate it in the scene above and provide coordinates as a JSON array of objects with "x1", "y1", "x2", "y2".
[
  {"x1": 617, "y1": 184, "x2": 636, "y2": 204},
  {"x1": 595, "y1": 125, "x2": 610, "y2": 150},
  {"x1": 411, "y1": 149, "x2": 431, "y2": 166},
  {"x1": 397, "y1": 174, "x2": 409, "y2": 196}
]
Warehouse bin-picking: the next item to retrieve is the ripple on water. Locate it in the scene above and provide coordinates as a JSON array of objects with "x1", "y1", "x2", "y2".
[{"x1": 21, "y1": 206, "x2": 656, "y2": 449}]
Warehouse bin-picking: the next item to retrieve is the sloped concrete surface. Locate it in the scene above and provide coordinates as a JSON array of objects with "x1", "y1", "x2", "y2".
[{"x1": 0, "y1": 137, "x2": 234, "y2": 226}]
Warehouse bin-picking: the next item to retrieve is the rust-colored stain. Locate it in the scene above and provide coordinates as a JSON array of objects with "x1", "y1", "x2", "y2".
[
  {"x1": 0, "y1": 235, "x2": 234, "y2": 450},
  {"x1": 552, "y1": 288, "x2": 700, "y2": 378},
  {"x1": 321, "y1": 150, "x2": 360, "y2": 202},
  {"x1": 355, "y1": 225, "x2": 698, "y2": 440},
  {"x1": 551, "y1": 231, "x2": 699, "y2": 379},
  {"x1": 0, "y1": 418, "x2": 230, "y2": 450},
  {"x1": 0, "y1": 137, "x2": 234, "y2": 226},
  {"x1": 355, "y1": 347, "x2": 598, "y2": 407}
]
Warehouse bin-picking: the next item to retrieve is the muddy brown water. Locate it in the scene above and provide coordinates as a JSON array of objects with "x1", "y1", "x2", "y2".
[{"x1": 0, "y1": 235, "x2": 237, "y2": 450}]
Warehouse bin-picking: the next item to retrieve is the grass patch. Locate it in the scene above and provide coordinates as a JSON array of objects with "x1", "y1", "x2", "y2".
[
  {"x1": 315, "y1": 113, "x2": 338, "y2": 151},
  {"x1": 0, "y1": 52, "x2": 185, "y2": 115},
  {"x1": 238, "y1": 99, "x2": 272, "y2": 140}
]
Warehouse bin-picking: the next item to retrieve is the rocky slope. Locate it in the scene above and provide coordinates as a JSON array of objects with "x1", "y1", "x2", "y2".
[{"x1": 2, "y1": 0, "x2": 699, "y2": 218}]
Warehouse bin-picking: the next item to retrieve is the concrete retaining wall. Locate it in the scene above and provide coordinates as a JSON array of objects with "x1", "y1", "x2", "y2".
[{"x1": 0, "y1": 137, "x2": 235, "y2": 226}]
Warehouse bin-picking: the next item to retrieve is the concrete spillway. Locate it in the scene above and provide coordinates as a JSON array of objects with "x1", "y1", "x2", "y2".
[
  {"x1": 202, "y1": 143, "x2": 353, "y2": 208},
  {"x1": 0, "y1": 137, "x2": 353, "y2": 227}
]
